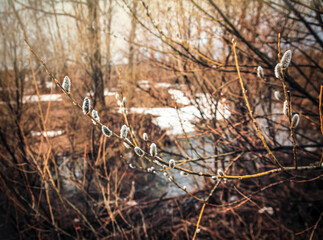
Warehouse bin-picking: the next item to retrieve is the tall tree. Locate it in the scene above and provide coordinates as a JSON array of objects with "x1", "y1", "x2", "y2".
[
  {"x1": 87, "y1": 0, "x2": 105, "y2": 107},
  {"x1": 128, "y1": 0, "x2": 138, "y2": 79}
]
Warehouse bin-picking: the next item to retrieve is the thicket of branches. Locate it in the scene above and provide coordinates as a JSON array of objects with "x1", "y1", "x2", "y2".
[{"x1": 0, "y1": 0, "x2": 322, "y2": 239}]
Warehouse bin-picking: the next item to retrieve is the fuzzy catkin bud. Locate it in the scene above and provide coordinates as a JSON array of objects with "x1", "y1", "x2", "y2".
[
  {"x1": 123, "y1": 138, "x2": 131, "y2": 148},
  {"x1": 274, "y1": 91, "x2": 282, "y2": 101},
  {"x1": 143, "y1": 133, "x2": 148, "y2": 141},
  {"x1": 283, "y1": 100, "x2": 292, "y2": 117},
  {"x1": 257, "y1": 66, "x2": 264, "y2": 78},
  {"x1": 180, "y1": 171, "x2": 188, "y2": 176},
  {"x1": 62, "y1": 76, "x2": 71, "y2": 93},
  {"x1": 91, "y1": 110, "x2": 100, "y2": 125},
  {"x1": 120, "y1": 125, "x2": 128, "y2": 138},
  {"x1": 169, "y1": 159, "x2": 175, "y2": 168},
  {"x1": 122, "y1": 97, "x2": 126, "y2": 105},
  {"x1": 291, "y1": 114, "x2": 300, "y2": 128},
  {"x1": 134, "y1": 147, "x2": 144, "y2": 157},
  {"x1": 274, "y1": 63, "x2": 282, "y2": 78},
  {"x1": 147, "y1": 167, "x2": 155, "y2": 172},
  {"x1": 217, "y1": 169, "x2": 224, "y2": 177},
  {"x1": 102, "y1": 125, "x2": 112, "y2": 137},
  {"x1": 283, "y1": 100, "x2": 287, "y2": 116},
  {"x1": 150, "y1": 143, "x2": 157, "y2": 157},
  {"x1": 82, "y1": 97, "x2": 91, "y2": 115},
  {"x1": 281, "y1": 50, "x2": 292, "y2": 68},
  {"x1": 115, "y1": 93, "x2": 120, "y2": 100}
]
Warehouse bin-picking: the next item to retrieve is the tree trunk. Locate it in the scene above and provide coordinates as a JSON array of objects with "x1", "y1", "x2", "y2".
[
  {"x1": 128, "y1": 0, "x2": 138, "y2": 79},
  {"x1": 87, "y1": 0, "x2": 105, "y2": 107},
  {"x1": 105, "y1": 0, "x2": 112, "y2": 89}
]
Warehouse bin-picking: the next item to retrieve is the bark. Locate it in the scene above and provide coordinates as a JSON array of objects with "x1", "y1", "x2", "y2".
[
  {"x1": 128, "y1": 0, "x2": 138, "y2": 79},
  {"x1": 87, "y1": 0, "x2": 105, "y2": 107}
]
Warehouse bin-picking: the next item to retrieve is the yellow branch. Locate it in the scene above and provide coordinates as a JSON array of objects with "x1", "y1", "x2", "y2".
[{"x1": 232, "y1": 39, "x2": 285, "y2": 170}]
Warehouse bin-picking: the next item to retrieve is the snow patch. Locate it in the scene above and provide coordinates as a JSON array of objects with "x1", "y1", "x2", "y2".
[
  {"x1": 168, "y1": 89, "x2": 191, "y2": 105},
  {"x1": 104, "y1": 89, "x2": 116, "y2": 96},
  {"x1": 130, "y1": 89, "x2": 231, "y2": 135},
  {"x1": 45, "y1": 81, "x2": 54, "y2": 89},
  {"x1": 138, "y1": 80, "x2": 150, "y2": 89},
  {"x1": 31, "y1": 130, "x2": 64, "y2": 138},
  {"x1": 155, "y1": 82, "x2": 171, "y2": 88},
  {"x1": 23, "y1": 94, "x2": 63, "y2": 103}
]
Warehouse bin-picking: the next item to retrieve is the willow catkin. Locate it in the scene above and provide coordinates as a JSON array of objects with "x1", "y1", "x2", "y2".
[
  {"x1": 150, "y1": 143, "x2": 157, "y2": 157},
  {"x1": 129, "y1": 163, "x2": 135, "y2": 169},
  {"x1": 217, "y1": 169, "x2": 224, "y2": 177},
  {"x1": 117, "y1": 100, "x2": 122, "y2": 107},
  {"x1": 283, "y1": 100, "x2": 292, "y2": 117},
  {"x1": 123, "y1": 138, "x2": 131, "y2": 148},
  {"x1": 281, "y1": 50, "x2": 292, "y2": 68},
  {"x1": 291, "y1": 114, "x2": 300, "y2": 128},
  {"x1": 134, "y1": 147, "x2": 144, "y2": 157},
  {"x1": 274, "y1": 91, "x2": 282, "y2": 101},
  {"x1": 91, "y1": 110, "x2": 100, "y2": 125},
  {"x1": 283, "y1": 100, "x2": 288, "y2": 116},
  {"x1": 120, "y1": 125, "x2": 128, "y2": 138},
  {"x1": 82, "y1": 97, "x2": 91, "y2": 115},
  {"x1": 147, "y1": 167, "x2": 155, "y2": 172},
  {"x1": 62, "y1": 76, "x2": 71, "y2": 93},
  {"x1": 143, "y1": 132, "x2": 148, "y2": 141},
  {"x1": 274, "y1": 63, "x2": 282, "y2": 78},
  {"x1": 257, "y1": 66, "x2": 264, "y2": 78},
  {"x1": 180, "y1": 171, "x2": 188, "y2": 176},
  {"x1": 102, "y1": 125, "x2": 112, "y2": 137},
  {"x1": 169, "y1": 159, "x2": 175, "y2": 168}
]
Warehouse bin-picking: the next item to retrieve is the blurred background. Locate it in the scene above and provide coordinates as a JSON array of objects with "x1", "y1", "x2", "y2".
[{"x1": 0, "y1": 0, "x2": 322, "y2": 239}]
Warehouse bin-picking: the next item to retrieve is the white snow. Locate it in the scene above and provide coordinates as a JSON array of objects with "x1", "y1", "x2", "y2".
[
  {"x1": 130, "y1": 107, "x2": 196, "y2": 135},
  {"x1": 168, "y1": 89, "x2": 191, "y2": 105},
  {"x1": 104, "y1": 89, "x2": 116, "y2": 96},
  {"x1": 31, "y1": 130, "x2": 64, "y2": 138},
  {"x1": 89, "y1": 89, "x2": 117, "y2": 96},
  {"x1": 138, "y1": 80, "x2": 150, "y2": 89},
  {"x1": 155, "y1": 82, "x2": 171, "y2": 88},
  {"x1": 23, "y1": 94, "x2": 63, "y2": 103},
  {"x1": 129, "y1": 89, "x2": 231, "y2": 135},
  {"x1": 45, "y1": 81, "x2": 54, "y2": 89}
]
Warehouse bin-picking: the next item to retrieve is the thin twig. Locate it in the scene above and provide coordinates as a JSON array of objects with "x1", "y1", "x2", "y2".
[
  {"x1": 232, "y1": 39, "x2": 285, "y2": 170},
  {"x1": 278, "y1": 34, "x2": 298, "y2": 169},
  {"x1": 319, "y1": 85, "x2": 323, "y2": 136},
  {"x1": 309, "y1": 211, "x2": 323, "y2": 240}
]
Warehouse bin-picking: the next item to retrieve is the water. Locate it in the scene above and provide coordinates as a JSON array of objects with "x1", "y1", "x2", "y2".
[{"x1": 39, "y1": 83, "x2": 320, "y2": 201}]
